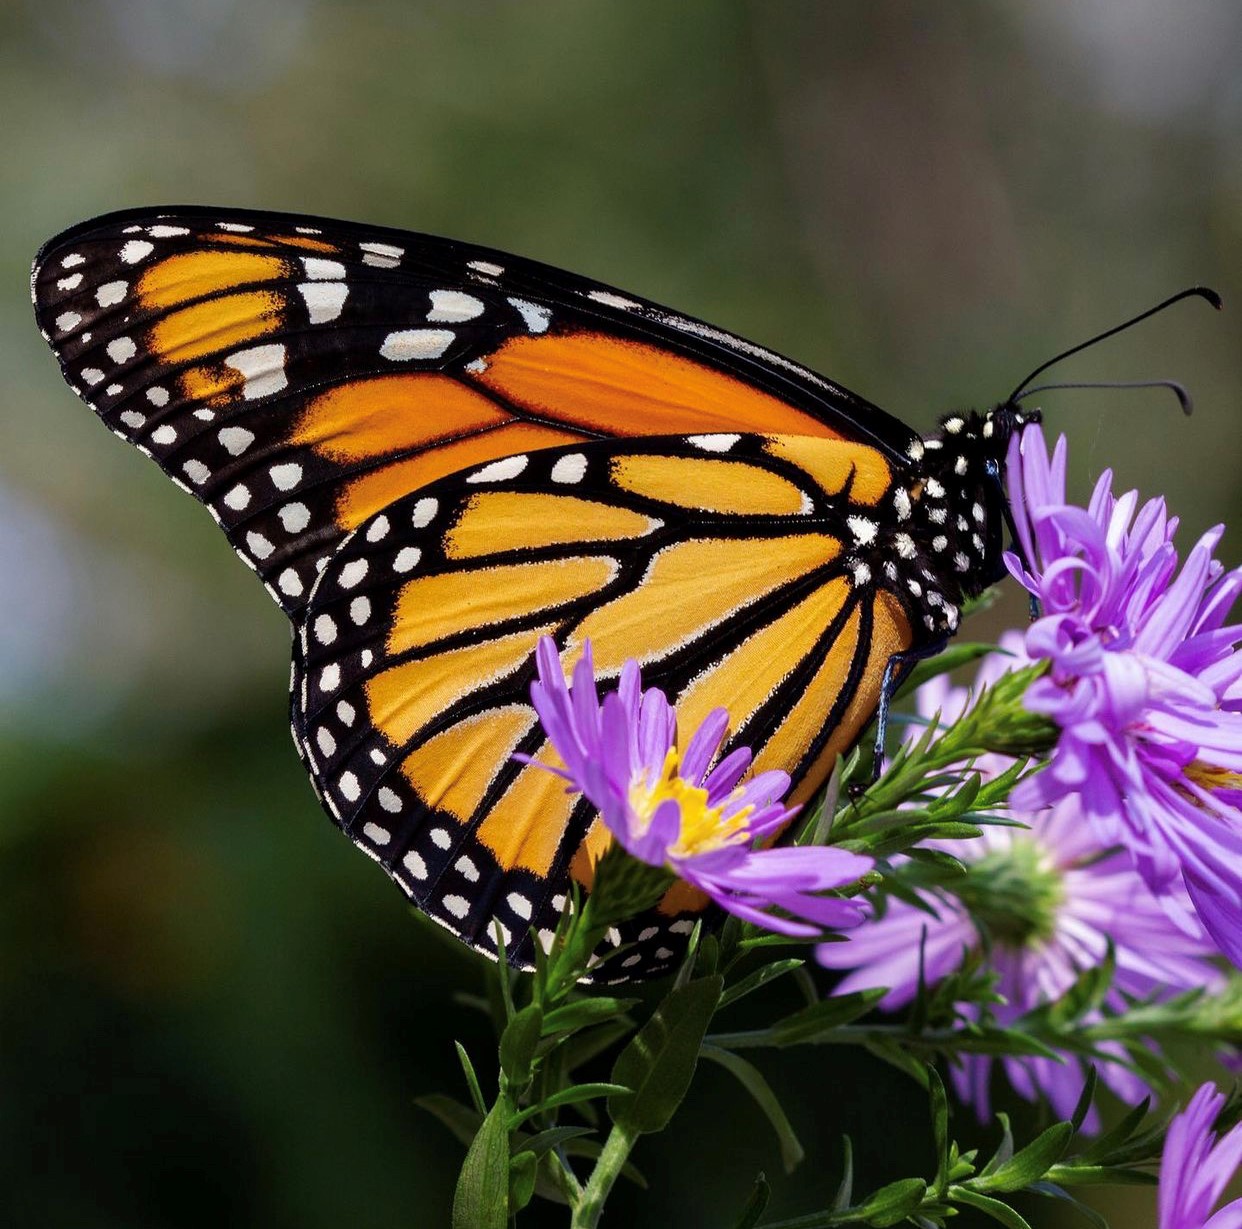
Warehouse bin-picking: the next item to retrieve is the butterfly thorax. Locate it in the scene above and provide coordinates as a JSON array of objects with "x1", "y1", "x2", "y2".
[{"x1": 844, "y1": 404, "x2": 1034, "y2": 642}]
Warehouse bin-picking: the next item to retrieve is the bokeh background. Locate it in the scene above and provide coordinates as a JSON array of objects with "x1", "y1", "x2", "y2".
[{"x1": 3, "y1": 3, "x2": 1242, "y2": 1225}]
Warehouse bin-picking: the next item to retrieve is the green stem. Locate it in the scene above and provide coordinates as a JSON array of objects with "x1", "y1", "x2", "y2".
[{"x1": 570, "y1": 1121, "x2": 638, "y2": 1229}]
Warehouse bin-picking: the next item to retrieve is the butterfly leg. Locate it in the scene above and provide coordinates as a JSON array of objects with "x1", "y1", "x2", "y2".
[{"x1": 849, "y1": 639, "x2": 950, "y2": 796}]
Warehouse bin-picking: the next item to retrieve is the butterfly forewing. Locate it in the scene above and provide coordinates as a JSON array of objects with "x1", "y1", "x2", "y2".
[
  {"x1": 32, "y1": 207, "x2": 918, "y2": 616},
  {"x1": 290, "y1": 432, "x2": 916, "y2": 976}
]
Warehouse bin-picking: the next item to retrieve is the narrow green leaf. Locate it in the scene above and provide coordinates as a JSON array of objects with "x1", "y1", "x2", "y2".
[
  {"x1": 929, "y1": 1066, "x2": 950, "y2": 1194},
  {"x1": 853, "y1": 1176, "x2": 927, "y2": 1226},
  {"x1": 415, "y1": 1094, "x2": 483, "y2": 1149},
  {"x1": 499, "y1": 1004, "x2": 544, "y2": 1088},
  {"x1": 1070, "y1": 1067, "x2": 1099, "y2": 1134},
  {"x1": 542, "y1": 996, "x2": 640, "y2": 1036},
  {"x1": 492, "y1": 921, "x2": 516, "y2": 1022},
  {"x1": 900, "y1": 642, "x2": 998, "y2": 694},
  {"x1": 973, "y1": 1122, "x2": 1073, "y2": 1193},
  {"x1": 731, "y1": 1172, "x2": 771, "y2": 1229},
  {"x1": 610, "y1": 975, "x2": 723, "y2": 1134},
  {"x1": 515, "y1": 1125, "x2": 595, "y2": 1159},
  {"x1": 948, "y1": 1185, "x2": 1033, "y2": 1229},
  {"x1": 455, "y1": 1041, "x2": 487, "y2": 1115},
  {"x1": 766, "y1": 988, "x2": 887, "y2": 1045},
  {"x1": 452, "y1": 1100, "x2": 510, "y2": 1229},
  {"x1": 720, "y1": 959, "x2": 805, "y2": 1010},
  {"x1": 831, "y1": 1136, "x2": 854, "y2": 1211},
  {"x1": 507, "y1": 1082, "x2": 631, "y2": 1129},
  {"x1": 701, "y1": 1046, "x2": 804, "y2": 1173},
  {"x1": 1028, "y1": 1181, "x2": 1111, "y2": 1228},
  {"x1": 978, "y1": 1113, "x2": 1015, "y2": 1179}
]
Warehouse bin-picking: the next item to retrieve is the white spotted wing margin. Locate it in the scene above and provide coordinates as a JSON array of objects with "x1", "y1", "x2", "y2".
[{"x1": 288, "y1": 432, "x2": 924, "y2": 980}]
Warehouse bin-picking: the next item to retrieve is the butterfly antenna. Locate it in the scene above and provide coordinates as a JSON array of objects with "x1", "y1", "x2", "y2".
[
  {"x1": 1012, "y1": 378, "x2": 1195, "y2": 416},
  {"x1": 1005, "y1": 286, "x2": 1222, "y2": 405}
]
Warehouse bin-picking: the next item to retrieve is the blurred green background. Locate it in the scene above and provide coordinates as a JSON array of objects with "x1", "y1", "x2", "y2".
[{"x1": 3, "y1": 3, "x2": 1240, "y2": 1225}]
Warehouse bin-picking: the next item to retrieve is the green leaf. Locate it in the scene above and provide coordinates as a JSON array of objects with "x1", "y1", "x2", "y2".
[
  {"x1": 928, "y1": 1066, "x2": 950, "y2": 1194},
  {"x1": 701, "y1": 1046, "x2": 804, "y2": 1173},
  {"x1": 499, "y1": 1003, "x2": 544, "y2": 1089},
  {"x1": 899, "y1": 642, "x2": 998, "y2": 695},
  {"x1": 978, "y1": 1113, "x2": 1015, "y2": 1179},
  {"x1": 765, "y1": 988, "x2": 887, "y2": 1045},
  {"x1": 507, "y1": 1082, "x2": 631, "y2": 1129},
  {"x1": 973, "y1": 1122, "x2": 1073, "y2": 1193},
  {"x1": 561, "y1": 1018, "x2": 635, "y2": 1072},
  {"x1": 610, "y1": 975, "x2": 723, "y2": 1134},
  {"x1": 508, "y1": 1149, "x2": 538, "y2": 1213},
  {"x1": 1070, "y1": 1067, "x2": 1099, "y2": 1133},
  {"x1": 455, "y1": 1041, "x2": 487, "y2": 1114},
  {"x1": 948, "y1": 1185, "x2": 1033, "y2": 1228},
  {"x1": 731, "y1": 1172, "x2": 771, "y2": 1229},
  {"x1": 1028, "y1": 1181, "x2": 1111, "y2": 1228},
  {"x1": 541, "y1": 996, "x2": 639, "y2": 1037},
  {"x1": 415, "y1": 1094, "x2": 483, "y2": 1149},
  {"x1": 515, "y1": 1125, "x2": 595, "y2": 1159},
  {"x1": 719, "y1": 959, "x2": 804, "y2": 1010},
  {"x1": 452, "y1": 1100, "x2": 510, "y2": 1229},
  {"x1": 831, "y1": 1136, "x2": 854, "y2": 1211},
  {"x1": 852, "y1": 1176, "x2": 927, "y2": 1226}
]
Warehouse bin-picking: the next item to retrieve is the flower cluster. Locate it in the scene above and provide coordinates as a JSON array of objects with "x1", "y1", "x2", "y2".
[
  {"x1": 817, "y1": 637, "x2": 1224, "y2": 1126},
  {"x1": 1006, "y1": 425, "x2": 1242, "y2": 964},
  {"x1": 525, "y1": 636, "x2": 872, "y2": 937}
]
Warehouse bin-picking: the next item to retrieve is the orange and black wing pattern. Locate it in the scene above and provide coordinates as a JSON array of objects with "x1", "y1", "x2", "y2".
[
  {"x1": 291, "y1": 432, "x2": 918, "y2": 979},
  {"x1": 31, "y1": 206, "x2": 919, "y2": 615}
]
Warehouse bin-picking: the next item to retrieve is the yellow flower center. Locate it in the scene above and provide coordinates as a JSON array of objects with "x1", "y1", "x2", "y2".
[
  {"x1": 1184, "y1": 759, "x2": 1242, "y2": 794},
  {"x1": 628, "y1": 748, "x2": 754, "y2": 859}
]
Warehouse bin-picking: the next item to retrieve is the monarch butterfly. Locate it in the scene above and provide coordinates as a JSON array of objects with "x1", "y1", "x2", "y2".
[{"x1": 33, "y1": 206, "x2": 1034, "y2": 981}]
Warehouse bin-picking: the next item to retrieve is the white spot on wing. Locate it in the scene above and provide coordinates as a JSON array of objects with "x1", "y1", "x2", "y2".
[
  {"x1": 507, "y1": 297, "x2": 551, "y2": 333},
  {"x1": 687, "y1": 433, "x2": 741, "y2": 452},
  {"x1": 587, "y1": 290, "x2": 639, "y2": 310},
  {"x1": 551, "y1": 453, "x2": 587, "y2": 483},
  {"x1": 298, "y1": 282, "x2": 348, "y2": 323},
  {"x1": 301, "y1": 257, "x2": 346, "y2": 280},
  {"x1": 467, "y1": 455, "x2": 528, "y2": 483},
  {"x1": 468, "y1": 259, "x2": 504, "y2": 276},
  {"x1": 380, "y1": 329, "x2": 454, "y2": 361},
  {"x1": 225, "y1": 343, "x2": 288, "y2": 400},
  {"x1": 119, "y1": 240, "x2": 154, "y2": 264},
  {"x1": 218, "y1": 426, "x2": 255, "y2": 456},
  {"x1": 411, "y1": 498, "x2": 437, "y2": 528},
  {"x1": 279, "y1": 503, "x2": 311, "y2": 533},
  {"x1": 428, "y1": 290, "x2": 485, "y2": 322},
  {"x1": 269, "y1": 463, "x2": 302, "y2": 491}
]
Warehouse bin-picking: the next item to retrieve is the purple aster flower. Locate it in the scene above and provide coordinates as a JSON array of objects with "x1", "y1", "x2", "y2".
[
  {"x1": 817, "y1": 642, "x2": 1224, "y2": 1128},
  {"x1": 1006, "y1": 423, "x2": 1242, "y2": 966},
  {"x1": 1159, "y1": 1082, "x2": 1242, "y2": 1229},
  {"x1": 524, "y1": 636, "x2": 873, "y2": 937}
]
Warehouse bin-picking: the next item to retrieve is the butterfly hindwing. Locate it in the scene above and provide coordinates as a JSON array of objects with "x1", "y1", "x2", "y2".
[
  {"x1": 32, "y1": 206, "x2": 919, "y2": 615},
  {"x1": 290, "y1": 432, "x2": 918, "y2": 975}
]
